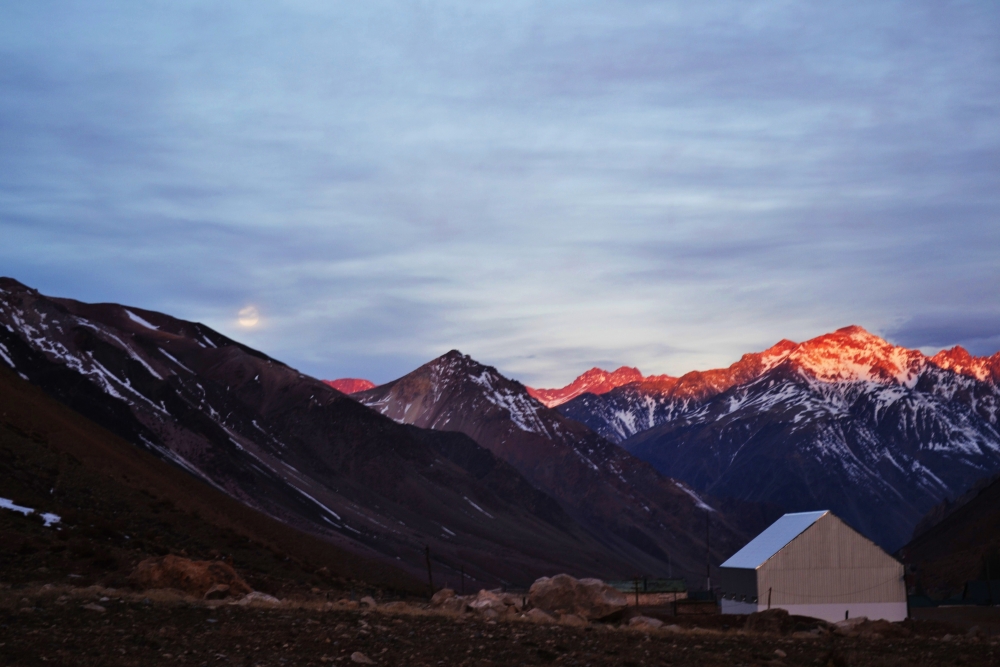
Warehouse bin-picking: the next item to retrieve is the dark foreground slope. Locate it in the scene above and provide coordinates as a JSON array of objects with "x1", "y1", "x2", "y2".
[
  {"x1": 0, "y1": 363, "x2": 421, "y2": 594},
  {"x1": 899, "y1": 473, "x2": 1000, "y2": 595},
  {"x1": 0, "y1": 278, "x2": 631, "y2": 586},
  {"x1": 3, "y1": 587, "x2": 989, "y2": 667},
  {"x1": 354, "y1": 351, "x2": 751, "y2": 582}
]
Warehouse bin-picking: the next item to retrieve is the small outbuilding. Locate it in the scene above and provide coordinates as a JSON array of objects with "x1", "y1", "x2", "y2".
[{"x1": 718, "y1": 510, "x2": 906, "y2": 623}]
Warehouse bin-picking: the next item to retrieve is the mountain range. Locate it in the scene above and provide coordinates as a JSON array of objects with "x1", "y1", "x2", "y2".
[
  {"x1": 338, "y1": 327, "x2": 1000, "y2": 551},
  {"x1": 0, "y1": 278, "x2": 677, "y2": 587},
  {"x1": 8, "y1": 273, "x2": 1000, "y2": 587},
  {"x1": 351, "y1": 351, "x2": 756, "y2": 582},
  {"x1": 549, "y1": 327, "x2": 1000, "y2": 550}
]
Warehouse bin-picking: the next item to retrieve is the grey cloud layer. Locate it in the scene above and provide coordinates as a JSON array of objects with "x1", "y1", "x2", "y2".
[{"x1": 1, "y1": 1, "x2": 998, "y2": 385}]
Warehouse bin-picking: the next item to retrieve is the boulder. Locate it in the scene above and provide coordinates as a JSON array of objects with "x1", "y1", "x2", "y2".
[
  {"x1": 528, "y1": 574, "x2": 627, "y2": 621},
  {"x1": 469, "y1": 589, "x2": 507, "y2": 614},
  {"x1": 524, "y1": 608, "x2": 555, "y2": 624},
  {"x1": 559, "y1": 613, "x2": 589, "y2": 627},
  {"x1": 430, "y1": 589, "x2": 456, "y2": 607},
  {"x1": 128, "y1": 555, "x2": 252, "y2": 599},
  {"x1": 439, "y1": 596, "x2": 469, "y2": 614},
  {"x1": 745, "y1": 609, "x2": 792, "y2": 634}
]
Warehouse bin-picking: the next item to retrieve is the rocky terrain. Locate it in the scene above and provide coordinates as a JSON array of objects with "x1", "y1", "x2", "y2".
[
  {"x1": 526, "y1": 366, "x2": 648, "y2": 408},
  {"x1": 2, "y1": 578, "x2": 997, "y2": 667}
]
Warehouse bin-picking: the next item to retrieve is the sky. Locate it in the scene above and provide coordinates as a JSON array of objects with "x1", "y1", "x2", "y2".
[{"x1": 2, "y1": 1, "x2": 999, "y2": 386}]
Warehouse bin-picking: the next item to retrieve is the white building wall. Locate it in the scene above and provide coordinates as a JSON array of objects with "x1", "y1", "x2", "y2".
[
  {"x1": 777, "y1": 602, "x2": 908, "y2": 624},
  {"x1": 721, "y1": 598, "x2": 759, "y2": 615},
  {"x1": 721, "y1": 599, "x2": 908, "y2": 623}
]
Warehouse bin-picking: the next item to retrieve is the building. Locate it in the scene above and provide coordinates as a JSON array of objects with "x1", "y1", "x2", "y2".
[{"x1": 718, "y1": 510, "x2": 906, "y2": 622}]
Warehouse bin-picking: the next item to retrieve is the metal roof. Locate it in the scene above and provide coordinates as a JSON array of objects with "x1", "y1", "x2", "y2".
[{"x1": 719, "y1": 510, "x2": 829, "y2": 569}]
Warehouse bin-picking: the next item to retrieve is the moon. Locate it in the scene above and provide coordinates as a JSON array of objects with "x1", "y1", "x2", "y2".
[{"x1": 237, "y1": 305, "x2": 260, "y2": 327}]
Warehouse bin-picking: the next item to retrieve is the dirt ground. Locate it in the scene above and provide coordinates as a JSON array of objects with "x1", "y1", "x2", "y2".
[{"x1": 2, "y1": 585, "x2": 998, "y2": 667}]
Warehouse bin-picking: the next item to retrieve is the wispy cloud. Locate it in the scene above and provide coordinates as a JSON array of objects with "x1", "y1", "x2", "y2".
[{"x1": 2, "y1": 1, "x2": 998, "y2": 385}]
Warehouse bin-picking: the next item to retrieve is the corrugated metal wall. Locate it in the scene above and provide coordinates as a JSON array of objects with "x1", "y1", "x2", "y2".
[{"x1": 757, "y1": 513, "x2": 904, "y2": 605}]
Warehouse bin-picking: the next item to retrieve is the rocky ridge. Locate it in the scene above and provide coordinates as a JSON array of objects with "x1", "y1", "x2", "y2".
[
  {"x1": 0, "y1": 278, "x2": 641, "y2": 586},
  {"x1": 353, "y1": 350, "x2": 751, "y2": 581},
  {"x1": 561, "y1": 326, "x2": 1000, "y2": 549}
]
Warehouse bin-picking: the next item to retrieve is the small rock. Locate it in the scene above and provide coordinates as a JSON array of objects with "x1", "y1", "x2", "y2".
[
  {"x1": 204, "y1": 584, "x2": 231, "y2": 600},
  {"x1": 440, "y1": 596, "x2": 468, "y2": 614},
  {"x1": 469, "y1": 589, "x2": 506, "y2": 613},
  {"x1": 360, "y1": 596, "x2": 377, "y2": 608},
  {"x1": 351, "y1": 651, "x2": 375, "y2": 664},
  {"x1": 774, "y1": 649, "x2": 787, "y2": 658},
  {"x1": 524, "y1": 608, "x2": 555, "y2": 624},
  {"x1": 628, "y1": 615, "x2": 664, "y2": 629},
  {"x1": 235, "y1": 591, "x2": 281, "y2": 607},
  {"x1": 81, "y1": 603, "x2": 106, "y2": 613},
  {"x1": 430, "y1": 589, "x2": 455, "y2": 606},
  {"x1": 559, "y1": 613, "x2": 589, "y2": 627},
  {"x1": 942, "y1": 634, "x2": 954, "y2": 642},
  {"x1": 381, "y1": 601, "x2": 409, "y2": 612}
]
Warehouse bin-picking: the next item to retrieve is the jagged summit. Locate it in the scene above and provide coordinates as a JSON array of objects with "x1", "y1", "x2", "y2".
[
  {"x1": 555, "y1": 325, "x2": 1000, "y2": 550},
  {"x1": 527, "y1": 366, "x2": 646, "y2": 407},
  {"x1": 353, "y1": 350, "x2": 752, "y2": 579},
  {"x1": 931, "y1": 345, "x2": 1000, "y2": 383},
  {"x1": 783, "y1": 325, "x2": 926, "y2": 385},
  {"x1": 323, "y1": 378, "x2": 376, "y2": 394},
  {"x1": 0, "y1": 280, "x2": 646, "y2": 585}
]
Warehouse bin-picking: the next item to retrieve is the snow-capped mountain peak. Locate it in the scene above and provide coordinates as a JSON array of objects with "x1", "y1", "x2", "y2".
[
  {"x1": 785, "y1": 325, "x2": 926, "y2": 386},
  {"x1": 323, "y1": 378, "x2": 376, "y2": 394},
  {"x1": 527, "y1": 366, "x2": 648, "y2": 407},
  {"x1": 930, "y1": 346, "x2": 1000, "y2": 384}
]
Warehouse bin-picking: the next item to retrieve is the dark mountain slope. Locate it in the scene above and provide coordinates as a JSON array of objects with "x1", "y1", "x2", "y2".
[
  {"x1": 353, "y1": 351, "x2": 750, "y2": 582},
  {"x1": 898, "y1": 473, "x2": 1000, "y2": 595},
  {"x1": 0, "y1": 278, "x2": 633, "y2": 586},
  {"x1": 558, "y1": 340, "x2": 798, "y2": 443},
  {"x1": 0, "y1": 362, "x2": 422, "y2": 593}
]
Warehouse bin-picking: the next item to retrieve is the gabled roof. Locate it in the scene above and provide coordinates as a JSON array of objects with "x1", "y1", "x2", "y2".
[{"x1": 720, "y1": 510, "x2": 829, "y2": 569}]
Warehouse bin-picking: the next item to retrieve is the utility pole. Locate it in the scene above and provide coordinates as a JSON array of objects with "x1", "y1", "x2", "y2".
[
  {"x1": 705, "y1": 512, "x2": 712, "y2": 593},
  {"x1": 424, "y1": 546, "x2": 434, "y2": 597},
  {"x1": 987, "y1": 554, "x2": 995, "y2": 606}
]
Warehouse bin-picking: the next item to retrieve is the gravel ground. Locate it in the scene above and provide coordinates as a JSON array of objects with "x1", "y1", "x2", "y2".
[{"x1": 1, "y1": 586, "x2": 998, "y2": 666}]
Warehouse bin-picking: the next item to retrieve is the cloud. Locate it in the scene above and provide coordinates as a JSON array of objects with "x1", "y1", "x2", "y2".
[
  {"x1": 887, "y1": 314, "x2": 1000, "y2": 356},
  {"x1": 1, "y1": 1, "x2": 999, "y2": 385}
]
